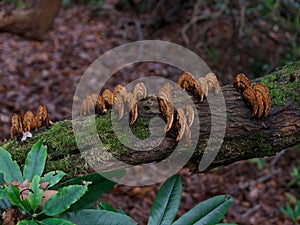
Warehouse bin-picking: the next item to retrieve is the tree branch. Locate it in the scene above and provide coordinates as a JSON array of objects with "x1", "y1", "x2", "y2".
[{"x1": 1, "y1": 61, "x2": 299, "y2": 178}]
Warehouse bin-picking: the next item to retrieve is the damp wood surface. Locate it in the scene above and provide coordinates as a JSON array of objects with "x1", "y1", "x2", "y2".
[{"x1": 0, "y1": 61, "x2": 299, "y2": 178}]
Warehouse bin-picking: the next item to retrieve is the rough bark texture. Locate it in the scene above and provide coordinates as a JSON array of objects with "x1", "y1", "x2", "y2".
[
  {"x1": 0, "y1": 0, "x2": 61, "y2": 40},
  {"x1": 0, "y1": 61, "x2": 299, "y2": 178}
]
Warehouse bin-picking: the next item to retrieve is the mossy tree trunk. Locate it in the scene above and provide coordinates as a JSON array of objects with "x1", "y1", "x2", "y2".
[{"x1": 1, "y1": 61, "x2": 299, "y2": 178}]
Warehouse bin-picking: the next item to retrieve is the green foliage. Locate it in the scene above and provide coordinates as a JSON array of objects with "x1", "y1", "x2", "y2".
[
  {"x1": 279, "y1": 163, "x2": 300, "y2": 224},
  {"x1": 17, "y1": 220, "x2": 39, "y2": 225},
  {"x1": 40, "y1": 171, "x2": 67, "y2": 188},
  {"x1": 279, "y1": 201, "x2": 300, "y2": 225},
  {"x1": 61, "y1": 209, "x2": 137, "y2": 225},
  {"x1": 0, "y1": 147, "x2": 23, "y2": 184},
  {"x1": 248, "y1": 158, "x2": 268, "y2": 170},
  {"x1": 148, "y1": 175, "x2": 182, "y2": 225},
  {"x1": 172, "y1": 195, "x2": 233, "y2": 225},
  {"x1": 23, "y1": 139, "x2": 47, "y2": 182},
  {"x1": 53, "y1": 172, "x2": 116, "y2": 212},
  {"x1": 288, "y1": 167, "x2": 300, "y2": 187},
  {"x1": 44, "y1": 181, "x2": 90, "y2": 216},
  {"x1": 29, "y1": 175, "x2": 43, "y2": 211},
  {"x1": 0, "y1": 139, "x2": 233, "y2": 224},
  {"x1": 6, "y1": 185, "x2": 31, "y2": 213},
  {"x1": 0, "y1": 139, "x2": 116, "y2": 224},
  {"x1": 40, "y1": 218, "x2": 75, "y2": 225}
]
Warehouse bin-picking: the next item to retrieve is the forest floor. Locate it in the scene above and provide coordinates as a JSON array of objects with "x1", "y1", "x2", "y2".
[{"x1": 0, "y1": 1, "x2": 299, "y2": 224}]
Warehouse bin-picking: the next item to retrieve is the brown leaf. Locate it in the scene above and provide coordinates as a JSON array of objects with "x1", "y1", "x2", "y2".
[
  {"x1": 40, "y1": 190, "x2": 58, "y2": 207},
  {"x1": 2, "y1": 208, "x2": 19, "y2": 225}
]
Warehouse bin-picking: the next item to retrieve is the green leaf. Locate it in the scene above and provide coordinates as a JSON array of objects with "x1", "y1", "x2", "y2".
[
  {"x1": 0, "y1": 187, "x2": 8, "y2": 200},
  {"x1": 40, "y1": 218, "x2": 75, "y2": 225},
  {"x1": 41, "y1": 171, "x2": 66, "y2": 188},
  {"x1": 6, "y1": 185, "x2": 31, "y2": 213},
  {"x1": 15, "y1": 0, "x2": 25, "y2": 8},
  {"x1": 286, "y1": 203, "x2": 295, "y2": 219},
  {"x1": 43, "y1": 182, "x2": 90, "y2": 216},
  {"x1": 0, "y1": 173, "x2": 4, "y2": 185},
  {"x1": 0, "y1": 198, "x2": 11, "y2": 209},
  {"x1": 29, "y1": 175, "x2": 43, "y2": 211},
  {"x1": 148, "y1": 175, "x2": 182, "y2": 225},
  {"x1": 173, "y1": 195, "x2": 233, "y2": 225},
  {"x1": 295, "y1": 200, "x2": 300, "y2": 217},
  {"x1": 17, "y1": 220, "x2": 38, "y2": 225},
  {"x1": 23, "y1": 139, "x2": 47, "y2": 182},
  {"x1": 60, "y1": 209, "x2": 137, "y2": 225},
  {"x1": 0, "y1": 148, "x2": 23, "y2": 183},
  {"x1": 53, "y1": 172, "x2": 116, "y2": 212},
  {"x1": 97, "y1": 201, "x2": 118, "y2": 212},
  {"x1": 216, "y1": 224, "x2": 237, "y2": 225}
]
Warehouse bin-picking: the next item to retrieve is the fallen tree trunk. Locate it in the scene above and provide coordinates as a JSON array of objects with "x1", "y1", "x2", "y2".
[
  {"x1": 1, "y1": 61, "x2": 299, "y2": 178},
  {"x1": 0, "y1": 0, "x2": 61, "y2": 40}
]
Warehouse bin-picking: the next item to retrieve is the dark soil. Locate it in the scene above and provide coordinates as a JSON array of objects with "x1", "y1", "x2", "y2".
[{"x1": 0, "y1": 1, "x2": 299, "y2": 224}]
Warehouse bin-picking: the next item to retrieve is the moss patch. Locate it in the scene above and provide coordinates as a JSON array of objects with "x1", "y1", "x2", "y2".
[{"x1": 260, "y1": 61, "x2": 300, "y2": 107}]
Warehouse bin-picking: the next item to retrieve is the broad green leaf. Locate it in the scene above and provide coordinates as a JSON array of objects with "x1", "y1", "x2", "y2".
[
  {"x1": 284, "y1": 203, "x2": 295, "y2": 219},
  {"x1": 295, "y1": 201, "x2": 300, "y2": 217},
  {"x1": 173, "y1": 195, "x2": 233, "y2": 225},
  {"x1": 29, "y1": 175, "x2": 43, "y2": 211},
  {"x1": 23, "y1": 139, "x2": 47, "y2": 182},
  {"x1": 0, "y1": 148, "x2": 23, "y2": 183},
  {"x1": 17, "y1": 220, "x2": 38, "y2": 225},
  {"x1": 216, "y1": 223, "x2": 237, "y2": 225},
  {"x1": 216, "y1": 224, "x2": 237, "y2": 225},
  {"x1": 0, "y1": 173, "x2": 4, "y2": 185},
  {"x1": 0, "y1": 187, "x2": 8, "y2": 200},
  {"x1": 41, "y1": 171, "x2": 66, "y2": 188},
  {"x1": 0, "y1": 198, "x2": 11, "y2": 209},
  {"x1": 98, "y1": 201, "x2": 118, "y2": 212},
  {"x1": 98, "y1": 201, "x2": 127, "y2": 215},
  {"x1": 148, "y1": 175, "x2": 182, "y2": 225},
  {"x1": 40, "y1": 218, "x2": 75, "y2": 225},
  {"x1": 6, "y1": 185, "x2": 31, "y2": 213},
  {"x1": 60, "y1": 209, "x2": 137, "y2": 225},
  {"x1": 43, "y1": 182, "x2": 90, "y2": 216},
  {"x1": 53, "y1": 172, "x2": 116, "y2": 212}
]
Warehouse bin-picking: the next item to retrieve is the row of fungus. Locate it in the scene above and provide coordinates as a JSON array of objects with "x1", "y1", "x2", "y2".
[{"x1": 10, "y1": 105, "x2": 50, "y2": 138}]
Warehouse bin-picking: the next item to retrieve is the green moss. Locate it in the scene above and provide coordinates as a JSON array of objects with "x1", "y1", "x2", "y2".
[{"x1": 260, "y1": 61, "x2": 300, "y2": 107}]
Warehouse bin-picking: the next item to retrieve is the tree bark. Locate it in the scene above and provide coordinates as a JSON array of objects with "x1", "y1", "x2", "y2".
[
  {"x1": 1, "y1": 61, "x2": 299, "y2": 178},
  {"x1": 0, "y1": 0, "x2": 61, "y2": 40}
]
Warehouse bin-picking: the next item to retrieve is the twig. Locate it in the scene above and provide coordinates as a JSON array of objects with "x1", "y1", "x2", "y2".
[
  {"x1": 241, "y1": 204, "x2": 261, "y2": 219},
  {"x1": 181, "y1": 0, "x2": 227, "y2": 45},
  {"x1": 134, "y1": 19, "x2": 143, "y2": 41},
  {"x1": 238, "y1": 0, "x2": 246, "y2": 37},
  {"x1": 181, "y1": 0, "x2": 203, "y2": 45}
]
